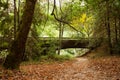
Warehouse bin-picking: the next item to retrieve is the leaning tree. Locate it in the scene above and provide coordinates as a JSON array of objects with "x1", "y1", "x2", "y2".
[{"x1": 3, "y1": 0, "x2": 37, "y2": 69}]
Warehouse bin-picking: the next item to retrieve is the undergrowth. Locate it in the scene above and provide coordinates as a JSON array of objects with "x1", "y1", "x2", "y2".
[{"x1": 21, "y1": 54, "x2": 74, "y2": 65}]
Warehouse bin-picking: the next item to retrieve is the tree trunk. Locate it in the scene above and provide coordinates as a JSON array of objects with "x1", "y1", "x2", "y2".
[
  {"x1": 3, "y1": 0, "x2": 37, "y2": 69},
  {"x1": 106, "y1": 1, "x2": 112, "y2": 54},
  {"x1": 14, "y1": 0, "x2": 17, "y2": 38},
  {"x1": 17, "y1": 0, "x2": 20, "y2": 30},
  {"x1": 119, "y1": 12, "x2": 120, "y2": 39},
  {"x1": 119, "y1": 17, "x2": 120, "y2": 39},
  {"x1": 114, "y1": 16, "x2": 118, "y2": 43},
  {"x1": 58, "y1": 22, "x2": 62, "y2": 55}
]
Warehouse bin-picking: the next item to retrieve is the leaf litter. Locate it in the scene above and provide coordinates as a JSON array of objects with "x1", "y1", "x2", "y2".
[{"x1": 0, "y1": 56, "x2": 120, "y2": 80}]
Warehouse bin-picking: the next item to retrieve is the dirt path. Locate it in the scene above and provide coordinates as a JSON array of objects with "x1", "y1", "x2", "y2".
[
  {"x1": 1, "y1": 57, "x2": 120, "y2": 80},
  {"x1": 53, "y1": 58, "x2": 89, "y2": 80}
]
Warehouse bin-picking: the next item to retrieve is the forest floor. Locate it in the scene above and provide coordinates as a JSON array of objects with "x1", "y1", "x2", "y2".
[{"x1": 0, "y1": 56, "x2": 120, "y2": 80}]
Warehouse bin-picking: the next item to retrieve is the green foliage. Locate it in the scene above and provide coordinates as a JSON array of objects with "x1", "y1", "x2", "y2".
[
  {"x1": 24, "y1": 37, "x2": 58, "y2": 61},
  {"x1": 71, "y1": 13, "x2": 95, "y2": 38},
  {"x1": 25, "y1": 38, "x2": 42, "y2": 61},
  {"x1": 112, "y1": 42, "x2": 120, "y2": 55},
  {"x1": 0, "y1": 50, "x2": 8, "y2": 58},
  {"x1": 22, "y1": 54, "x2": 74, "y2": 65},
  {"x1": 40, "y1": 54, "x2": 74, "y2": 62},
  {"x1": 0, "y1": 0, "x2": 14, "y2": 37}
]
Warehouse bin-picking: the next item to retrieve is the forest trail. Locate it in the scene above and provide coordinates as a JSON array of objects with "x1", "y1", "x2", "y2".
[{"x1": 0, "y1": 56, "x2": 120, "y2": 80}]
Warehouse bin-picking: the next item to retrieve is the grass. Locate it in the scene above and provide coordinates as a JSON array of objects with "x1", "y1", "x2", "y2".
[
  {"x1": 41, "y1": 54, "x2": 73, "y2": 61},
  {"x1": 21, "y1": 54, "x2": 74, "y2": 65}
]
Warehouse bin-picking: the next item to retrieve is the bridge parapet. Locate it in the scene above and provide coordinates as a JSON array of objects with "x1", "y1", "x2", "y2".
[{"x1": 0, "y1": 37, "x2": 102, "y2": 51}]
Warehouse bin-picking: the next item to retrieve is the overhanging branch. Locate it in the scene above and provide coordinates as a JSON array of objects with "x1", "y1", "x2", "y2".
[
  {"x1": 51, "y1": 12, "x2": 78, "y2": 31},
  {"x1": 51, "y1": 0, "x2": 79, "y2": 32}
]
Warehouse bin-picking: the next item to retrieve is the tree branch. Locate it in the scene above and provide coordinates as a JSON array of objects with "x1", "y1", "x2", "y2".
[{"x1": 51, "y1": 0, "x2": 78, "y2": 32}]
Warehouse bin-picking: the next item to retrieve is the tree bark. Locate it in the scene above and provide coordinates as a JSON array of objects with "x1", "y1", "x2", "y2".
[
  {"x1": 119, "y1": 17, "x2": 120, "y2": 39},
  {"x1": 3, "y1": 0, "x2": 37, "y2": 69},
  {"x1": 106, "y1": 1, "x2": 112, "y2": 54},
  {"x1": 119, "y1": 11, "x2": 120, "y2": 39},
  {"x1": 14, "y1": 0, "x2": 17, "y2": 38},
  {"x1": 17, "y1": 0, "x2": 20, "y2": 30},
  {"x1": 58, "y1": 22, "x2": 62, "y2": 55},
  {"x1": 114, "y1": 16, "x2": 118, "y2": 43}
]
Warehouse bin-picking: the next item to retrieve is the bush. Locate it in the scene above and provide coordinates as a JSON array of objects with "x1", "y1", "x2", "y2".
[
  {"x1": 0, "y1": 50, "x2": 8, "y2": 64},
  {"x1": 0, "y1": 50, "x2": 8, "y2": 58},
  {"x1": 112, "y1": 42, "x2": 120, "y2": 55},
  {"x1": 24, "y1": 38, "x2": 57, "y2": 61},
  {"x1": 40, "y1": 54, "x2": 74, "y2": 62}
]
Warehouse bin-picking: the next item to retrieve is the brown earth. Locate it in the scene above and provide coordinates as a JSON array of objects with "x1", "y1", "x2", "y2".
[{"x1": 0, "y1": 56, "x2": 120, "y2": 80}]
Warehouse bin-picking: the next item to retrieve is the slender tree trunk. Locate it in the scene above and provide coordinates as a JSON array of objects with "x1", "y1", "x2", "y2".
[
  {"x1": 114, "y1": 16, "x2": 118, "y2": 43},
  {"x1": 14, "y1": 0, "x2": 17, "y2": 38},
  {"x1": 106, "y1": 1, "x2": 112, "y2": 54},
  {"x1": 119, "y1": 11, "x2": 120, "y2": 39},
  {"x1": 3, "y1": 0, "x2": 37, "y2": 69},
  {"x1": 119, "y1": 17, "x2": 120, "y2": 39},
  {"x1": 6, "y1": 0, "x2": 9, "y2": 14},
  {"x1": 58, "y1": 22, "x2": 62, "y2": 55},
  {"x1": 17, "y1": 0, "x2": 20, "y2": 30},
  {"x1": 61, "y1": 24, "x2": 64, "y2": 36}
]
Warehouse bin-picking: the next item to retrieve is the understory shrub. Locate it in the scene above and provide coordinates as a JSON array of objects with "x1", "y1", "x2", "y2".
[
  {"x1": 40, "y1": 54, "x2": 74, "y2": 62},
  {"x1": 112, "y1": 42, "x2": 120, "y2": 55}
]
